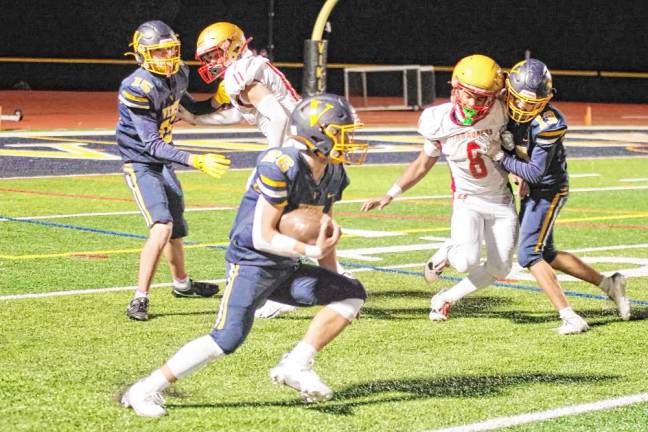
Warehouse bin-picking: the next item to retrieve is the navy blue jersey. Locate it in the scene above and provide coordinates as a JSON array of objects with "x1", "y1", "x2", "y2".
[
  {"x1": 500, "y1": 103, "x2": 569, "y2": 191},
  {"x1": 116, "y1": 64, "x2": 191, "y2": 165},
  {"x1": 226, "y1": 146, "x2": 350, "y2": 267}
]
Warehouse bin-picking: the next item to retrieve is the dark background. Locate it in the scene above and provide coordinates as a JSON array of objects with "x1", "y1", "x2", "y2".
[{"x1": 1, "y1": 0, "x2": 647, "y2": 102}]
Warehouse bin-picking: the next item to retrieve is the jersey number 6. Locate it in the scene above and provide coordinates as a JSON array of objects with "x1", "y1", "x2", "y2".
[{"x1": 467, "y1": 141, "x2": 488, "y2": 179}]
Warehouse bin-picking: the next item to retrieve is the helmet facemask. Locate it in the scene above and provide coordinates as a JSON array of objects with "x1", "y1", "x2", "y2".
[
  {"x1": 196, "y1": 22, "x2": 250, "y2": 84},
  {"x1": 322, "y1": 122, "x2": 368, "y2": 165},
  {"x1": 132, "y1": 35, "x2": 181, "y2": 76},
  {"x1": 505, "y1": 59, "x2": 554, "y2": 123},
  {"x1": 451, "y1": 82, "x2": 497, "y2": 126}
]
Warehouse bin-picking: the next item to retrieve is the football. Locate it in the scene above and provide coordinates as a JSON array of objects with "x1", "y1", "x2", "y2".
[{"x1": 279, "y1": 207, "x2": 334, "y2": 244}]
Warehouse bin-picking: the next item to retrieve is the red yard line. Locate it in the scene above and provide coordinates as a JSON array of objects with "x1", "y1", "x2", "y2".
[
  {"x1": 0, "y1": 187, "x2": 132, "y2": 202},
  {"x1": 562, "y1": 221, "x2": 648, "y2": 230}
]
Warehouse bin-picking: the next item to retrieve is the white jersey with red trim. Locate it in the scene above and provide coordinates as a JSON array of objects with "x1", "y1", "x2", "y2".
[
  {"x1": 223, "y1": 51, "x2": 301, "y2": 137},
  {"x1": 418, "y1": 100, "x2": 511, "y2": 200}
]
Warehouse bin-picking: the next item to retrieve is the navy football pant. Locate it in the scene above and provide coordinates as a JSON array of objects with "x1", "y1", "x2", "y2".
[
  {"x1": 517, "y1": 187, "x2": 569, "y2": 268},
  {"x1": 210, "y1": 262, "x2": 367, "y2": 354},
  {"x1": 123, "y1": 162, "x2": 187, "y2": 239}
]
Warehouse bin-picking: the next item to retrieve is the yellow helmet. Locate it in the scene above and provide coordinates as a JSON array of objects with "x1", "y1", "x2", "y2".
[
  {"x1": 451, "y1": 54, "x2": 503, "y2": 125},
  {"x1": 128, "y1": 20, "x2": 181, "y2": 76},
  {"x1": 195, "y1": 22, "x2": 249, "y2": 83}
]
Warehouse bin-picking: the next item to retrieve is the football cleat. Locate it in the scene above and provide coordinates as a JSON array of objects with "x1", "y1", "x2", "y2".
[
  {"x1": 605, "y1": 272, "x2": 631, "y2": 321},
  {"x1": 126, "y1": 297, "x2": 149, "y2": 321},
  {"x1": 557, "y1": 314, "x2": 590, "y2": 335},
  {"x1": 424, "y1": 244, "x2": 450, "y2": 283},
  {"x1": 270, "y1": 355, "x2": 333, "y2": 403},
  {"x1": 121, "y1": 381, "x2": 167, "y2": 417},
  {"x1": 429, "y1": 292, "x2": 454, "y2": 321},
  {"x1": 254, "y1": 300, "x2": 298, "y2": 319},
  {"x1": 172, "y1": 279, "x2": 219, "y2": 298}
]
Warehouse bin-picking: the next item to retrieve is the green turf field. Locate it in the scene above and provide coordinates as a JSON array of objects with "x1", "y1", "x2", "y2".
[{"x1": 1, "y1": 158, "x2": 647, "y2": 431}]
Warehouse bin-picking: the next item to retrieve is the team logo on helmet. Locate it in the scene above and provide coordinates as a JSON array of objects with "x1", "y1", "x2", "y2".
[{"x1": 289, "y1": 94, "x2": 367, "y2": 165}]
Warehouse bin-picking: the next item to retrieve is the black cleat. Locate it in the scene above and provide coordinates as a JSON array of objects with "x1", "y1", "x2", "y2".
[
  {"x1": 126, "y1": 297, "x2": 149, "y2": 321},
  {"x1": 172, "y1": 279, "x2": 219, "y2": 298}
]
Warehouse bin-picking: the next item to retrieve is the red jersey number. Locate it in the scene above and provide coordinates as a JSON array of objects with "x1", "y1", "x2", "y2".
[{"x1": 466, "y1": 141, "x2": 488, "y2": 179}]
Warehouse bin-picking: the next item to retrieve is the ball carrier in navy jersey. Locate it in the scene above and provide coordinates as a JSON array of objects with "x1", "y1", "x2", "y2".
[{"x1": 121, "y1": 94, "x2": 369, "y2": 416}]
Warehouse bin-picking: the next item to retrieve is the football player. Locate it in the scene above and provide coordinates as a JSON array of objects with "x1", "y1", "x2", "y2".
[
  {"x1": 116, "y1": 20, "x2": 231, "y2": 321},
  {"x1": 178, "y1": 22, "x2": 306, "y2": 319},
  {"x1": 361, "y1": 54, "x2": 518, "y2": 322},
  {"x1": 478, "y1": 58, "x2": 630, "y2": 333},
  {"x1": 177, "y1": 22, "x2": 300, "y2": 149},
  {"x1": 121, "y1": 94, "x2": 369, "y2": 417}
]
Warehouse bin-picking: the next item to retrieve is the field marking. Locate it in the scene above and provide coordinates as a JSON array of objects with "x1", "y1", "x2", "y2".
[
  {"x1": 4, "y1": 183, "x2": 648, "y2": 222},
  {"x1": 620, "y1": 177, "x2": 648, "y2": 182},
  {"x1": 426, "y1": 392, "x2": 648, "y2": 432},
  {"x1": 0, "y1": 279, "x2": 225, "y2": 300},
  {"x1": 570, "y1": 173, "x2": 600, "y2": 178}
]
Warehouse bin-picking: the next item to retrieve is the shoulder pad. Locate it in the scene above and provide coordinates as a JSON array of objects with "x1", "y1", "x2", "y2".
[
  {"x1": 119, "y1": 76, "x2": 152, "y2": 110},
  {"x1": 417, "y1": 104, "x2": 450, "y2": 139}
]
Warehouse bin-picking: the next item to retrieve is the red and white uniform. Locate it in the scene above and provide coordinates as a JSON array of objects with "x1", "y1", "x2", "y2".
[
  {"x1": 418, "y1": 100, "x2": 518, "y2": 280},
  {"x1": 224, "y1": 51, "x2": 301, "y2": 140}
]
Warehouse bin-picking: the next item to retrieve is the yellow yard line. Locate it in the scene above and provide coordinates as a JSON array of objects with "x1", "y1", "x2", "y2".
[{"x1": 0, "y1": 242, "x2": 228, "y2": 260}]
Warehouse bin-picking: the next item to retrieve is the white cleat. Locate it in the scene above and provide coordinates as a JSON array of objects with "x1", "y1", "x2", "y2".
[
  {"x1": 255, "y1": 300, "x2": 298, "y2": 319},
  {"x1": 121, "y1": 381, "x2": 167, "y2": 417},
  {"x1": 429, "y1": 291, "x2": 454, "y2": 321},
  {"x1": 270, "y1": 355, "x2": 333, "y2": 403},
  {"x1": 557, "y1": 315, "x2": 590, "y2": 335},
  {"x1": 424, "y1": 245, "x2": 450, "y2": 283},
  {"x1": 606, "y1": 272, "x2": 631, "y2": 321}
]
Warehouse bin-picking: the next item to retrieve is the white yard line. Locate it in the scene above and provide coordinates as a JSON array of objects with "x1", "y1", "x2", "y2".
[
  {"x1": 426, "y1": 392, "x2": 648, "y2": 432},
  {"x1": 0, "y1": 263, "x2": 429, "y2": 301},
  {"x1": 569, "y1": 173, "x2": 600, "y2": 178},
  {"x1": 620, "y1": 177, "x2": 648, "y2": 182},
  {"x1": 0, "y1": 279, "x2": 225, "y2": 301}
]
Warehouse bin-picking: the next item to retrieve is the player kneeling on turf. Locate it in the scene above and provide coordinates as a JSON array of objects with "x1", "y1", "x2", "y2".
[{"x1": 122, "y1": 93, "x2": 368, "y2": 416}]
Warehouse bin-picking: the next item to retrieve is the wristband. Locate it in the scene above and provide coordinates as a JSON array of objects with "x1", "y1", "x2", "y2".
[
  {"x1": 386, "y1": 184, "x2": 402, "y2": 198},
  {"x1": 304, "y1": 245, "x2": 323, "y2": 259}
]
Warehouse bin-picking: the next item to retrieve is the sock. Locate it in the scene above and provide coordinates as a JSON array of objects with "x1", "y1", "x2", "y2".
[
  {"x1": 139, "y1": 369, "x2": 171, "y2": 394},
  {"x1": 444, "y1": 265, "x2": 496, "y2": 303},
  {"x1": 166, "y1": 335, "x2": 224, "y2": 379},
  {"x1": 173, "y1": 276, "x2": 190, "y2": 290},
  {"x1": 286, "y1": 341, "x2": 317, "y2": 366},
  {"x1": 598, "y1": 275, "x2": 611, "y2": 294},
  {"x1": 559, "y1": 306, "x2": 577, "y2": 319},
  {"x1": 133, "y1": 290, "x2": 148, "y2": 299}
]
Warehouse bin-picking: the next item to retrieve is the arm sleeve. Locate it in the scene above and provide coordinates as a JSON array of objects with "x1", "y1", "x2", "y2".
[
  {"x1": 498, "y1": 128, "x2": 565, "y2": 185},
  {"x1": 130, "y1": 113, "x2": 191, "y2": 165}
]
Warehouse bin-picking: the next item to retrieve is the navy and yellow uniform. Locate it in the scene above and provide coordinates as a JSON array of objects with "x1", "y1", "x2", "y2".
[
  {"x1": 499, "y1": 104, "x2": 569, "y2": 267},
  {"x1": 116, "y1": 64, "x2": 191, "y2": 238},
  {"x1": 212, "y1": 145, "x2": 366, "y2": 354}
]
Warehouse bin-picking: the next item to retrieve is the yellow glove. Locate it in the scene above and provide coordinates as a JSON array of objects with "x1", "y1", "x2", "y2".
[
  {"x1": 192, "y1": 153, "x2": 231, "y2": 179},
  {"x1": 213, "y1": 80, "x2": 231, "y2": 105}
]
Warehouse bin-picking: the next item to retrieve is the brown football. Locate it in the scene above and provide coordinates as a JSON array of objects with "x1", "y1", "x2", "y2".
[{"x1": 278, "y1": 207, "x2": 333, "y2": 244}]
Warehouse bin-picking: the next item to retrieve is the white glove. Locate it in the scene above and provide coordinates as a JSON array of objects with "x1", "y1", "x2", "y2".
[
  {"x1": 474, "y1": 133, "x2": 504, "y2": 161},
  {"x1": 500, "y1": 130, "x2": 515, "y2": 151}
]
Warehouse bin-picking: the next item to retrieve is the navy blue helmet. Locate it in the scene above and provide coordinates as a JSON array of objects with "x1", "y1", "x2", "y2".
[
  {"x1": 505, "y1": 58, "x2": 554, "y2": 123},
  {"x1": 289, "y1": 94, "x2": 367, "y2": 164},
  {"x1": 129, "y1": 20, "x2": 181, "y2": 76}
]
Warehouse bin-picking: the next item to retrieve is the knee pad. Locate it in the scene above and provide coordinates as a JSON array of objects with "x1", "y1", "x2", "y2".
[
  {"x1": 448, "y1": 244, "x2": 480, "y2": 273},
  {"x1": 326, "y1": 297, "x2": 364, "y2": 322},
  {"x1": 210, "y1": 326, "x2": 246, "y2": 354}
]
